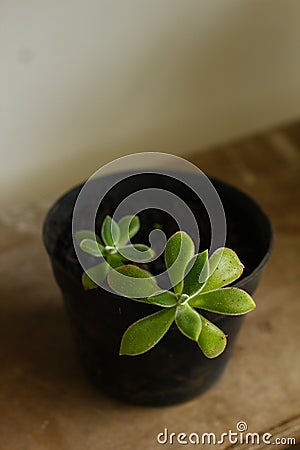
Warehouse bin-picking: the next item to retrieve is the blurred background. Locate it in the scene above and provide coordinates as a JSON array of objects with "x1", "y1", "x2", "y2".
[
  {"x1": 1, "y1": 3, "x2": 300, "y2": 449},
  {"x1": 1, "y1": 0, "x2": 300, "y2": 208}
]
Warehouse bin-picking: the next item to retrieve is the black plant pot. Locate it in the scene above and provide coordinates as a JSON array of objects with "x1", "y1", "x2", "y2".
[{"x1": 43, "y1": 171, "x2": 273, "y2": 406}]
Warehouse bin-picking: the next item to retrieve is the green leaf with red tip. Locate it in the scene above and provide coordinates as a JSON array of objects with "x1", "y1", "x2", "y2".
[{"x1": 82, "y1": 261, "x2": 109, "y2": 290}]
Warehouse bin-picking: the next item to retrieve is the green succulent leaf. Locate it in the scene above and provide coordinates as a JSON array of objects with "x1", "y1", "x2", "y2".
[
  {"x1": 117, "y1": 244, "x2": 154, "y2": 263},
  {"x1": 79, "y1": 238, "x2": 104, "y2": 257},
  {"x1": 81, "y1": 261, "x2": 110, "y2": 290},
  {"x1": 183, "y1": 250, "x2": 209, "y2": 296},
  {"x1": 101, "y1": 216, "x2": 120, "y2": 247},
  {"x1": 165, "y1": 231, "x2": 195, "y2": 295},
  {"x1": 118, "y1": 215, "x2": 140, "y2": 245},
  {"x1": 198, "y1": 315, "x2": 227, "y2": 358},
  {"x1": 202, "y1": 247, "x2": 244, "y2": 293},
  {"x1": 106, "y1": 253, "x2": 124, "y2": 269},
  {"x1": 107, "y1": 264, "x2": 159, "y2": 298},
  {"x1": 189, "y1": 287, "x2": 256, "y2": 315},
  {"x1": 82, "y1": 272, "x2": 98, "y2": 290},
  {"x1": 74, "y1": 230, "x2": 102, "y2": 246},
  {"x1": 120, "y1": 307, "x2": 176, "y2": 355},
  {"x1": 147, "y1": 290, "x2": 178, "y2": 308},
  {"x1": 175, "y1": 304, "x2": 202, "y2": 341}
]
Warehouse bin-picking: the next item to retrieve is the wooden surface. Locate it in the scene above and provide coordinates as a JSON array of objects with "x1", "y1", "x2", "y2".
[{"x1": 1, "y1": 122, "x2": 300, "y2": 449}]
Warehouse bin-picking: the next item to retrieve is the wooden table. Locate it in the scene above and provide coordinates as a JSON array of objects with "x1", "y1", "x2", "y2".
[{"x1": 1, "y1": 122, "x2": 299, "y2": 449}]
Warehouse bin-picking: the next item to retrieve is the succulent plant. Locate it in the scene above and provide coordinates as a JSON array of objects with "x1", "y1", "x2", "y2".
[
  {"x1": 77, "y1": 217, "x2": 256, "y2": 359},
  {"x1": 75, "y1": 215, "x2": 153, "y2": 290}
]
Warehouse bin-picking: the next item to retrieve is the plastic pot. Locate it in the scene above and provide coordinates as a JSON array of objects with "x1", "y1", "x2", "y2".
[{"x1": 43, "y1": 171, "x2": 273, "y2": 406}]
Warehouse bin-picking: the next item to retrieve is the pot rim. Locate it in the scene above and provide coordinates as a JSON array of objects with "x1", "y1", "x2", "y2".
[{"x1": 43, "y1": 171, "x2": 273, "y2": 291}]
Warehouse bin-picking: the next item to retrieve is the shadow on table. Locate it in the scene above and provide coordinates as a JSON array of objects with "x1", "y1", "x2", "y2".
[{"x1": 0, "y1": 300, "x2": 138, "y2": 416}]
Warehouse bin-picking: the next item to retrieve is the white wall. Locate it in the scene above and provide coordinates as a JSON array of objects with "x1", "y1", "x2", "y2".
[{"x1": 1, "y1": 0, "x2": 300, "y2": 207}]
